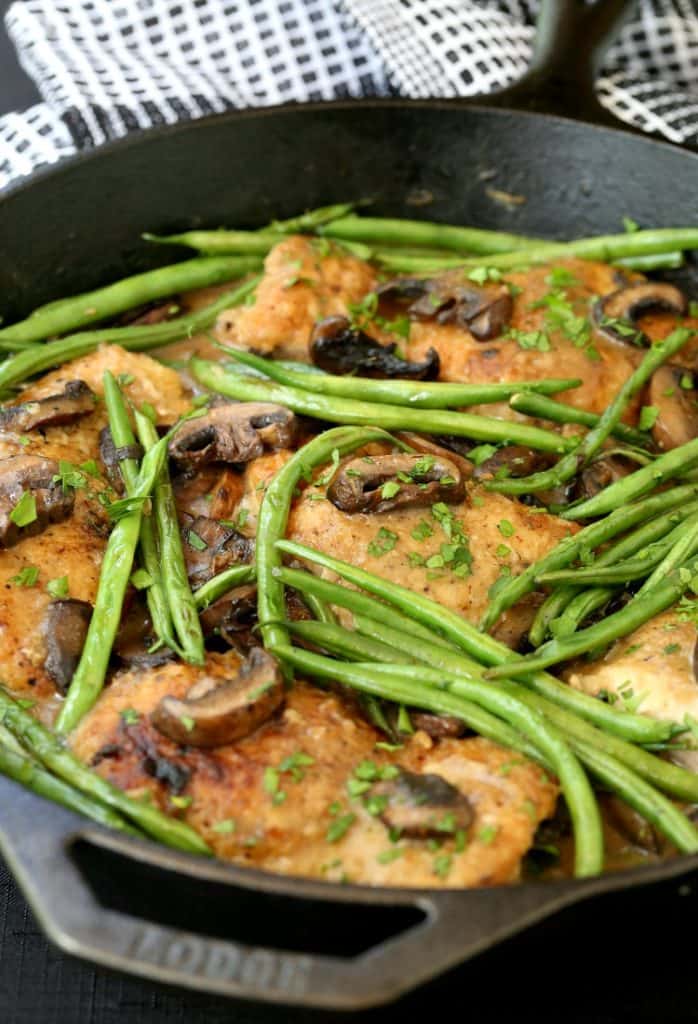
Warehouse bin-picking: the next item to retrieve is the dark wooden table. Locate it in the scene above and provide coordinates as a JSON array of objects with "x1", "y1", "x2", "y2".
[{"x1": 2, "y1": 5, "x2": 698, "y2": 1021}]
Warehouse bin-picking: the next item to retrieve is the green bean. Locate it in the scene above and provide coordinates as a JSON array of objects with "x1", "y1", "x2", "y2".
[
  {"x1": 563, "y1": 436, "x2": 698, "y2": 520},
  {"x1": 256, "y1": 426, "x2": 397, "y2": 660},
  {"x1": 486, "y1": 555, "x2": 698, "y2": 678},
  {"x1": 635, "y1": 516, "x2": 698, "y2": 598},
  {"x1": 102, "y1": 372, "x2": 181, "y2": 656},
  {"x1": 0, "y1": 276, "x2": 260, "y2": 393},
  {"x1": 193, "y1": 564, "x2": 256, "y2": 611},
  {"x1": 277, "y1": 645, "x2": 603, "y2": 877},
  {"x1": 55, "y1": 435, "x2": 169, "y2": 733},
  {"x1": 373, "y1": 227, "x2": 698, "y2": 273},
  {"x1": 298, "y1": 592, "x2": 337, "y2": 626},
  {"x1": 192, "y1": 358, "x2": 577, "y2": 454},
  {"x1": 0, "y1": 258, "x2": 262, "y2": 347},
  {"x1": 348, "y1": 612, "x2": 698, "y2": 803},
  {"x1": 529, "y1": 499, "x2": 698, "y2": 646},
  {"x1": 549, "y1": 588, "x2": 615, "y2": 638},
  {"x1": 508, "y1": 392, "x2": 649, "y2": 448},
  {"x1": 277, "y1": 542, "x2": 672, "y2": 744},
  {"x1": 615, "y1": 251, "x2": 684, "y2": 271},
  {"x1": 488, "y1": 328, "x2": 692, "y2": 495},
  {"x1": 286, "y1": 619, "x2": 411, "y2": 664},
  {"x1": 538, "y1": 554, "x2": 668, "y2": 587},
  {"x1": 278, "y1": 566, "x2": 465, "y2": 650},
  {"x1": 221, "y1": 346, "x2": 583, "y2": 409},
  {"x1": 143, "y1": 230, "x2": 284, "y2": 254},
  {"x1": 267, "y1": 202, "x2": 357, "y2": 233},
  {"x1": 135, "y1": 410, "x2": 205, "y2": 665},
  {"x1": 319, "y1": 215, "x2": 544, "y2": 255},
  {"x1": 480, "y1": 483, "x2": 698, "y2": 631},
  {"x1": 0, "y1": 690, "x2": 210, "y2": 854},
  {"x1": 0, "y1": 737, "x2": 140, "y2": 835}
]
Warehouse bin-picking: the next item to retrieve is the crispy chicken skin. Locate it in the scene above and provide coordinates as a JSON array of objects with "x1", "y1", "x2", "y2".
[{"x1": 71, "y1": 654, "x2": 557, "y2": 887}]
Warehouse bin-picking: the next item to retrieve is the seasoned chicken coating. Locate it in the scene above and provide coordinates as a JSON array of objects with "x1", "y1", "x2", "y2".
[
  {"x1": 0, "y1": 347, "x2": 188, "y2": 710},
  {"x1": 215, "y1": 236, "x2": 376, "y2": 361},
  {"x1": 71, "y1": 654, "x2": 558, "y2": 887},
  {"x1": 286, "y1": 453, "x2": 575, "y2": 644},
  {"x1": 564, "y1": 609, "x2": 698, "y2": 768}
]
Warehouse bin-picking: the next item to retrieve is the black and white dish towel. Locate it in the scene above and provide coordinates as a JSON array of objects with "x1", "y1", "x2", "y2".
[{"x1": 1, "y1": 0, "x2": 697, "y2": 190}]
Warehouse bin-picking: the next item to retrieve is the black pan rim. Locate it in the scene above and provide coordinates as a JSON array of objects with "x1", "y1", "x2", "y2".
[{"x1": 2, "y1": 94, "x2": 696, "y2": 210}]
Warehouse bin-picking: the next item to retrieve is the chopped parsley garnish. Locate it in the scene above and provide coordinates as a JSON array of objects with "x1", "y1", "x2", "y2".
[
  {"x1": 170, "y1": 795, "x2": 193, "y2": 810},
  {"x1": 180, "y1": 715, "x2": 195, "y2": 733},
  {"x1": 212, "y1": 819, "x2": 236, "y2": 834},
  {"x1": 46, "y1": 576, "x2": 69, "y2": 599},
  {"x1": 377, "y1": 847, "x2": 404, "y2": 864},
  {"x1": 278, "y1": 750, "x2": 314, "y2": 782},
  {"x1": 467, "y1": 266, "x2": 502, "y2": 284},
  {"x1": 467, "y1": 443, "x2": 497, "y2": 466},
  {"x1": 9, "y1": 491, "x2": 37, "y2": 527},
  {"x1": 52, "y1": 460, "x2": 88, "y2": 492},
  {"x1": 187, "y1": 530, "x2": 208, "y2": 551},
  {"x1": 326, "y1": 812, "x2": 356, "y2": 843},
  {"x1": 478, "y1": 824, "x2": 498, "y2": 845},
  {"x1": 638, "y1": 405, "x2": 659, "y2": 431},
  {"x1": 10, "y1": 565, "x2": 39, "y2": 587},
  {"x1": 411, "y1": 519, "x2": 433, "y2": 542},
  {"x1": 546, "y1": 267, "x2": 579, "y2": 287},
  {"x1": 664, "y1": 643, "x2": 680, "y2": 655},
  {"x1": 121, "y1": 707, "x2": 140, "y2": 726},
  {"x1": 622, "y1": 216, "x2": 640, "y2": 233},
  {"x1": 368, "y1": 527, "x2": 398, "y2": 557},
  {"x1": 381, "y1": 480, "x2": 401, "y2": 500},
  {"x1": 508, "y1": 328, "x2": 551, "y2": 352},
  {"x1": 432, "y1": 854, "x2": 452, "y2": 878},
  {"x1": 498, "y1": 519, "x2": 515, "y2": 538}
]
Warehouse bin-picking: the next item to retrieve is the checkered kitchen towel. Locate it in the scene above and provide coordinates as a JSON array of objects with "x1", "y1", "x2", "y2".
[{"x1": 1, "y1": 0, "x2": 697, "y2": 190}]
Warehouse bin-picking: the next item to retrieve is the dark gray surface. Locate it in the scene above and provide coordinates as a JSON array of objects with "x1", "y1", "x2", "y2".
[{"x1": 0, "y1": 0, "x2": 39, "y2": 115}]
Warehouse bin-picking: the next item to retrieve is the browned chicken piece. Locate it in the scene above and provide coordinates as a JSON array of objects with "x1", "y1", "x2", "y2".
[
  {"x1": 214, "y1": 235, "x2": 377, "y2": 361},
  {"x1": 0, "y1": 347, "x2": 189, "y2": 712},
  {"x1": 286, "y1": 449, "x2": 575, "y2": 645},
  {"x1": 563, "y1": 610, "x2": 698, "y2": 770},
  {"x1": 71, "y1": 654, "x2": 558, "y2": 887}
]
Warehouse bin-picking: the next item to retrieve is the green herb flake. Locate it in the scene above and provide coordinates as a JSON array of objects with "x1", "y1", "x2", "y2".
[
  {"x1": 212, "y1": 818, "x2": 236, "y2": 834},
  {"x1": 411, "y1": 519, "x2": 433, "y2": 542},
  {"x1": 638, "y1": 405, "x2": 659, "y2": 431},
  {"x1": 170, "y1": 795, "x2": 193, "y2": 810},
  {"x1": 397, "y1": 705, "x2": 414, "y2": 735},
  {"x1": 10, "y1": 565, "x2": 39, "y2": 587},
  {"x1": 622, "y1": 216, "x2": 640, "y2": 233},
  {"x1": 9, "y1": 491, "x2": 37, "y2": 528},
  {"x1": 187, "y1": 530, "x2": 208, "y2": 551},
  {"x1": 664, "y1": 643, "x2": 681, "y2": 655},
  {"x1": 681, "y1": 372, "x2": 694, "y2": 390},
  {"x1": 130, "y1": 568, "x2": 153, "y2": 590},
  {"x1": 375, "y1": 741, "x2": 404, "y2": 752},
  {"x1": 468, "y1": 443, "x2": 497, "y2": 466},
  {"x1": 467, "y1": 266, "x2": 502, "y2": 284},
  {"x1": 508, "y1": 328, "x2": 552, "y2": 352},
  {"x1": 546, "y1": 267, "x2": 580, "y2": 287},
  {"x1": 46, "y1": 576, "x2": 69, "y2": 599},
  {"x1": 478, "y1": 824, "x2": 498, "y2": 845},
  {"x1": 180, "y1": 715, "x2": 195, "y2": 733},
  {"x1": 368, "y1": 527, "x2": 398, "y2": 557},
  {"x1": 377, "y1": 847, "x2": 404, "y2": 864},
  {"x1": 326, "y1": 813, "x2": 356, "y2": 843},
  {"x1": 381, "y1": 480, "x2": 401, "y2": 500},
  {"x1": 498, "y1": 519, "x2": 515, "y2": 538},
  {"x1": 432, "y1": 854, "x2": 452, "y2": 878},
  {"x1": 263, "y1": 766, "x2": 280, "y2": 796},
  {"x1": 120, "y1": 707, "x2": 140, "y2": 726}
]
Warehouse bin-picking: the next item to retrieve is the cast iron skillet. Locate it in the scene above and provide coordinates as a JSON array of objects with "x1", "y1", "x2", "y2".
[{"x1": 1, "y1": 0, "x2": 698, "y2": 1010}]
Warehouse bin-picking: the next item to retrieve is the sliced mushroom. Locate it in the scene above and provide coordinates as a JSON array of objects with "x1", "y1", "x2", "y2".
[
  {"x1": 592, "y1": 282, "x2": 687, "y2": 346},
  {"x1": 151, "y1": 648, "x2": 284, "y2": 748},
  {"x1": 378, "y1": 276, "x2": 513, "y2": 341},
  {"x1": 114, "y1": 599, "x2": 176, "y2": 669},
  {"x1": 169, "y1": 402, "x2": 297, "y2": 468},
  {"x1": 0, "y1": 456, "x2": 75, "y2": 547},
  {"x1": 99, "y1": 426, "x2": 144, "y2": 493},
  {"x1": 200, "y1": 583, "x2": 259, "y2": 650},
  {"x1": 472, "y1": 445, "x2": 554, "y2": 481},
  {"x1": 310, "y1": 316, "x2": 439, "y2": 379},
  {"x1": 372, "y1": 768, "x2": 474, "y2": 839},
  {"x1": 0, "y1": 380, "x2": 96, "y2": 434},
  {"x1": 327, "y1": 452, "x2": 465, "y2": 514},
  {"x1": 182, "y1": 515, "x2": 253, "y2": 587},
  {"x1": 411, "y1": 711, "x2": 467, "y2": 739},
  {"x1": 42, "y1": 599, "x2": 92, "y2": 693},
  {"x1": 648, "y1": 366, "x2": 698, "y2": 450},
  {"x1": 574, "y1": 454, "x2": 634, "y2": 502}
]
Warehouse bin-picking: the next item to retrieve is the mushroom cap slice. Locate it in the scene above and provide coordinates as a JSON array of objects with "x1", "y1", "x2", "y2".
[
  {"x1": 378, "y1": 275, "x2": 513, "y2": 341},
  {"x1": 42, "y1": 599, "x2": 92, "y2": 693},
  {"x1": 168, "y1": 402, "x2": 297, "y2": 468},
  {"x1": 648, "y1": 366, "x2": 698, "y2": 451},
  {"x1": 327, "y1": 452, "x2": 465, "y2": 514},
  {"x1": 0, "y1": 455, "x2": 75, "y2": 547},
  {"x1": 0, "y1": 380, "x2": 96, "y2": 434},
  {"x1": 150, "y1": 648, "x2": 284, "y2": 748},
  {"x1": 372, "y1": 768, "x2": 474, "y2": 839},
  {"x1": 182, "y1": 515, "x2": 253, "y2": 587},
  {"x1": 310, "y1": 316, "x2": 439, "y2": 380},
  {"x1": 99, "y1": 426, "x2": 145, "y2": 493},
  {"x1": 592, "y1": 282, "x2": 687, "y2": 346}
]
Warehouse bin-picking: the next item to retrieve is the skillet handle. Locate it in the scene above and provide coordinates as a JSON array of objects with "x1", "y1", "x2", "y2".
[
  {"x1": 482, "y1": 0, "x2": 639, "y2": 128},
  {"x1": 0, "y1": 779, "x2": 594, "y2": 1010}
]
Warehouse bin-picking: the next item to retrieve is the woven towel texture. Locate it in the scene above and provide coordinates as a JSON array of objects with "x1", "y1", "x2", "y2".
[{"x1": 0, "y1": 0, "x2": 697, "y2": 189}]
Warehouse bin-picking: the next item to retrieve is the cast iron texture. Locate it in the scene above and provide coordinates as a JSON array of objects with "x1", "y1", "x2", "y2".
[{"x1": 2, "y1": 0, "x2": 698, "y2": 1009}]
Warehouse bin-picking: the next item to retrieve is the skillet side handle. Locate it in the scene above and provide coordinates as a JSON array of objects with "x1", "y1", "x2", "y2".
[
  {"x1": 0, "y1": 780, "x2": 592, "y2": 1010},
  {"x1": 483, "y1": 0, "x2": 640, "y2": 129}
]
